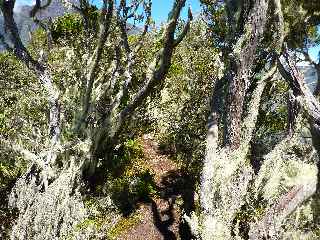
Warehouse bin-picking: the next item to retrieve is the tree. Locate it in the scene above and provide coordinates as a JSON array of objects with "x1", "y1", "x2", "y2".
[
  {"x1": 2, "y1": 0, "x2": 320, "y2": 238},
  {"x1": 185, "y1": 0, "x2": 320, "y2": 239},
  {"x1": 0, "y1": 0, "x2": 192, "y2": 238}
]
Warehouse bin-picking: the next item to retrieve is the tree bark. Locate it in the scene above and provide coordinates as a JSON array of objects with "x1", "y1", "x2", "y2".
[{"x1": 224, "y1": 0, "x2": 269, "y2": 149}]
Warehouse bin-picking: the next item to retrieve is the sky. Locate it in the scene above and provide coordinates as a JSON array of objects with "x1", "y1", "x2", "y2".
[
  {"x1": 309, "y1": 45, "x2": 320, "y2": 63},
  {"x1": 146, "y1": 0, "x2": 201, "y2": 23},
  {"x1": 16, "y1": 0, "x2": 202, "y2": 24}
]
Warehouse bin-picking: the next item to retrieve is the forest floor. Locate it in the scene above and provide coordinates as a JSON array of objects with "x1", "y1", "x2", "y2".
[{"x1": 117, "y1": 134, "x2": 193, "y2": 240}]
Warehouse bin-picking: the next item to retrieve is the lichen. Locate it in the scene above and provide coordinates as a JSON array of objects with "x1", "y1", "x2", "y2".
[{"x1": 8, "y1": 160, "x2": 87, "y2": 240}]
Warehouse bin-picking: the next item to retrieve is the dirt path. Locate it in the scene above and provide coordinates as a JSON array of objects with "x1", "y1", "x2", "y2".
[{"x1": 117, "y1": 135, "x2": 185, "y2": 240}]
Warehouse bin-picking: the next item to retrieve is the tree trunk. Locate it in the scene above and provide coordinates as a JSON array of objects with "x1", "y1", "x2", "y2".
[
  {"x1": 224, "y1": 0, "x2": 269, "y2": 149},
  {"x1": 189, "y1": 1, "x2": 270, "y2": 238}
]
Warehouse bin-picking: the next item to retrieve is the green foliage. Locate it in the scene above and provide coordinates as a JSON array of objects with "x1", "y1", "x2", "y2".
[
  {"x1": 256, "y1": 79, "x2": 289, "y2": 136},
  {"x1": 0, "y1": 51, "x2": 47, "y2": 237},
  {"x1": 145, "y1": 20, "x2": 221, "y2": 177},
  {"x1": 111, "y1": 139, "x2": 144, "y2": 172},
  {"x1": 51, "y1": 7, "x2": 99, "y2": 42},
  {"x1": 110, "y1": 170, "x2": 157, "y2": 215},
  {"x1": 233, "y1": 196, "x2": 268, "y2": 238},
  {"x1": 281, "y1": 0, "x2": 320, "y2": 49},
  {"x1": 0, "y1": 52, "x2": 47, "y2": 146},
  {"x1": 1, "y1": 1, "x2": 320, "y2": 237},
  {"x1": 29, "y1": 28, "x2": 48, "y2": 51},
  {"x1": 52, "y1": 14, "x2": 83, "y2": 41},
  {"x1": 200, "y1": 1, "x2": 228, "y2": 47},
  {"x1": 0, "y1": 156, "x2": 26, "y2": 190},
  {"x1": 0, "y1": 151, "x2": 27, "y2": 239},
  {"x1": 94, "y1": 138, "x2": 157, "y2": 215},
  {"x1": 0, "y1": 50, "x2": 48, "y2": 195}
]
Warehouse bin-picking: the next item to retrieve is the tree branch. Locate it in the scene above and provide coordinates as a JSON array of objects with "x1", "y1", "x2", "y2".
[
  {"x1": 173, "y1": 6, "x2": 193, "y2": 47},
  {"x1": 278, "y1": 53, "x2": 320, "y2": 123},
  {"x1": 30, "y1": 0, "x2": 52, "y2": 18},
  {"x1": 133, "y1": 0, "x2": 152, "y2": 54},
  {"x1": 240, "y1": 64, "x2": 277, "y2": 148},
  {"x1": 108, "y1": 0, "x2": 152, "y2": 120},
  {"x1": 1, "y1": 140, "x2": 38, "y2": 162},
  {"x1": 296, "y1": 48, "x2": 320, "y2": 96},
  {"x1": 112, "y1": 0, "x2": 189, "y2": 138},
  {"x1": 271, "y1": 0, "x2": 285, "y2": 54},
  {"x1": 0, "y1": 32, "x2": 13, "y2": 52},
  {"x1": 249, "y1": 182, "x2": 316, "y2": 239},
  {"x1": 75, "y1": 0, "x2": 114, "y2": 133},
  {"x1": 250, "y1": 51, "x2": 320, "y2": 239},
  {"x1": 224, "y1": 0, "x2": 269, "y2": 149}
]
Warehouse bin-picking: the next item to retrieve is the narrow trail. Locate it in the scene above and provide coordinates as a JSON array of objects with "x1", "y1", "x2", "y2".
[{"x1": 117, "y1": 134, "x2": 190, "y2": 240}]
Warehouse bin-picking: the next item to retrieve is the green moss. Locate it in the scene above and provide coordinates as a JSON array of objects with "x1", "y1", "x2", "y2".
[
  {"x1": 169, "y1": 62, "x2": 184, "y2": 77},
  {"x1": 107, "y1": 212, "x2": 142, "y2": 240},
  {"x1": 76, "y1": 217, "x2": 101, "y2": 230},
  {"x1": 128, "y1": 35, "x2": 140, "y2": 44}
]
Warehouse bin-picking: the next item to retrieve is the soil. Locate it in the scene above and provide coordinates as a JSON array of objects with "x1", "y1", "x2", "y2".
[{"x1": 117, "y1": 134, "x2": 192, "y2": 240}]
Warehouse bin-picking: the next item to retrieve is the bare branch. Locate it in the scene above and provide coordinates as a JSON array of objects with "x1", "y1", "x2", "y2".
[
  {"x1": 296, "y1": 48, "x2": 320, "y2": 96},
  {"x1": 109, "y1": 0, "x2": 154, "y2": 115},
  {"x1": 1, "y1": 0, "x2": 40, "y2": 69},
  {"x1": 277, "y1": 53, "x2": 320, "y2": 123},
  {"x1": 249, "y1": 183, "x2": 316, "y2": 239},
  {"x1": 173, "y1": 6, "x2": 193, "y2": 47},
  {"x1": 30, "y1": 0, "x2": 52, "y2": 18},
  {"x1": 107, "y1": 0, "x2": 147, "y2": 120},
  {"x1": 297, "y1": 49, "x2": 317, "y2": 65},
  {"x1": 133, "y1": 0, "x2": 152, "y2": 54}
]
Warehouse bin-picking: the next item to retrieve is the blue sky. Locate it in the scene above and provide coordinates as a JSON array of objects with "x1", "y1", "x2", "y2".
[
  {"x1": 148, "y1": 0, "x2": 201, "y2": 23},
  {"x1": 309, "y1": 45, "x2": 320, "y2": 63},
  {"x1": 16, "y1": 0, "x2": 202, "y2": 24}
]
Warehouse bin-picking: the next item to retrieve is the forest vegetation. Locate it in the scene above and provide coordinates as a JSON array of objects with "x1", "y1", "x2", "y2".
[{"x1": 1, "y1": 0, "x2": 320, "y2": 239}]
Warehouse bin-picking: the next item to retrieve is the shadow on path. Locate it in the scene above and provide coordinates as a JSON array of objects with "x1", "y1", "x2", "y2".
[
  {"x1": 146, "y1": 170, "x2": 195, "y2": 240},
  {"x1": 117, "y1": 136, "x2": 196, "y2": 240}
]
